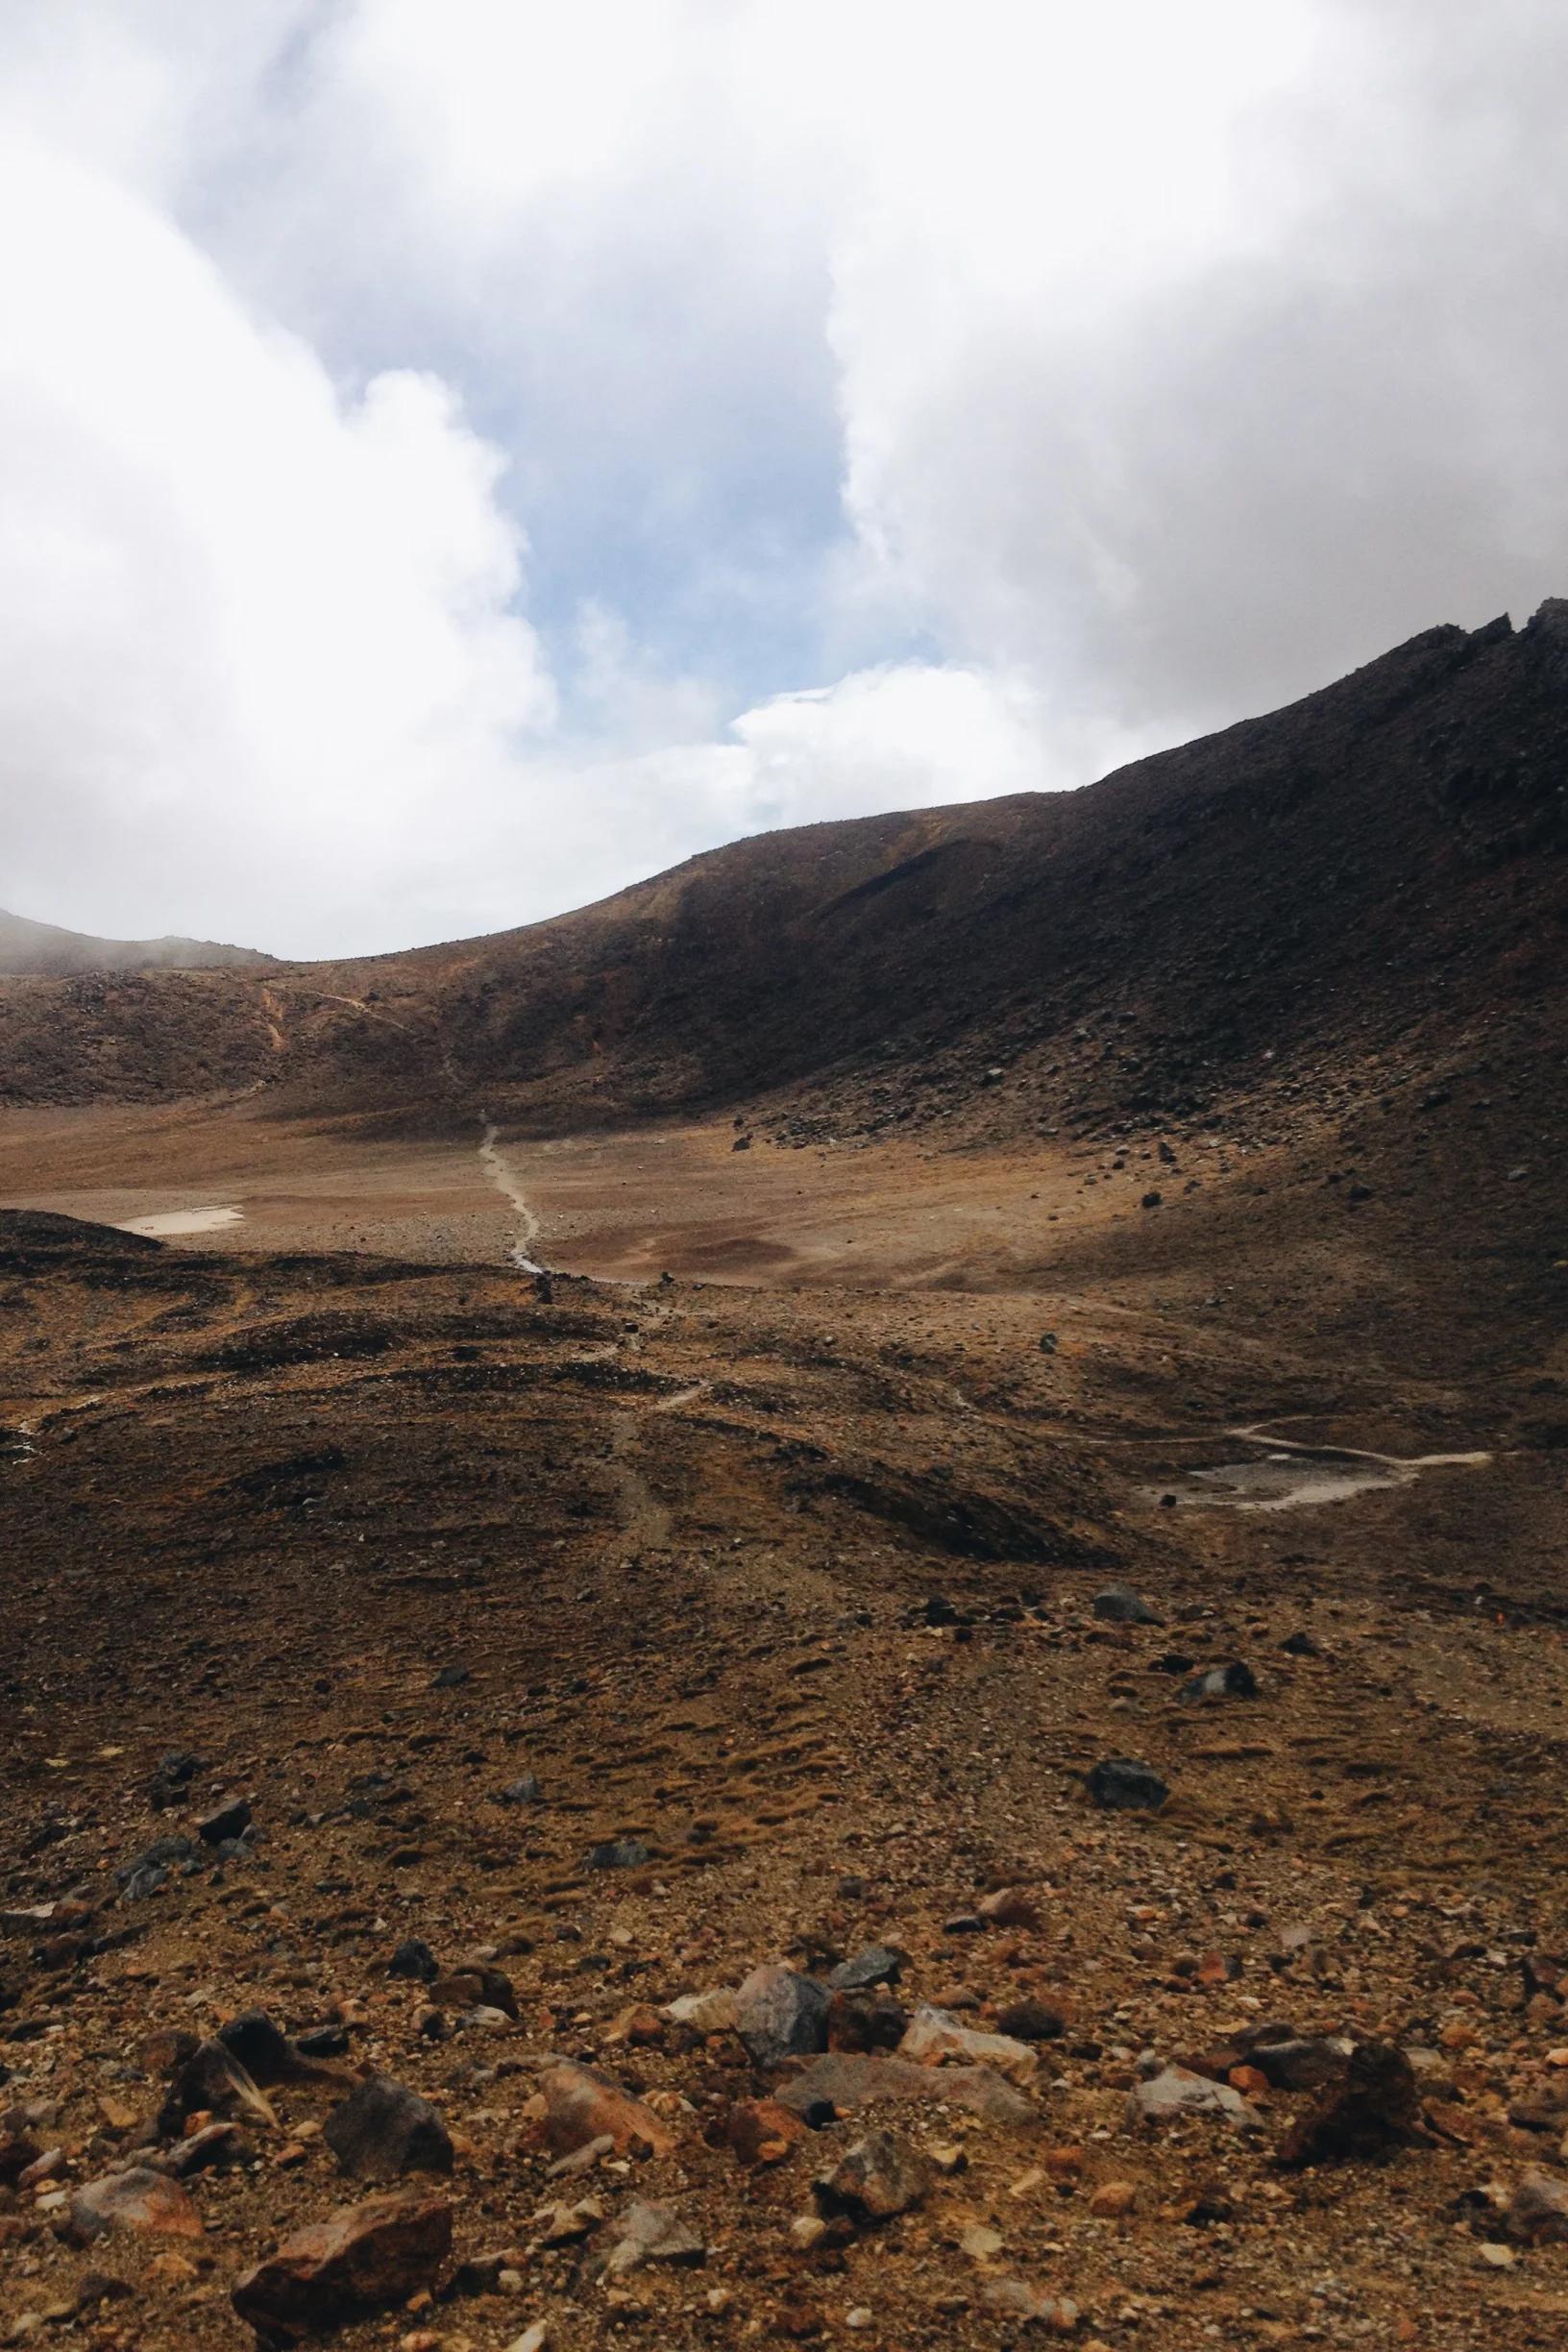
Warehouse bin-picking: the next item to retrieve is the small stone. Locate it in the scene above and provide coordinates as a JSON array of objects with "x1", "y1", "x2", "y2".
[
  {"x1": 388, "y1": 1939, "x2": 440, "y2": 1982},
  {"x1": 533, "y1": 2195, "x2": 603, "y2": 2243},
  {"x1": 498, "y1": 1776, "x2": 543, "y2": 1806},
  {"x1": 1126, "y1": 2068, "x2": 1260, "y2": 2129},
  {"x1": 1087, "y1": 1756, "x2": 1169, "y2": 1811},
  {"x1": 997, "y1": 1999, "x2": 1066, "y2": 2044},
  {"x1": 960, "y1": 2223, "x2": 1005, "y2": 2258},
  {"x1": 323, "y1": 2074, "x2": 455, "y2": 2180},
  {"x1": 1178, "y1": 1661, "x2": 1260, "y2": 1703},
  {"x1": 898, "y1": 2004, "x2": 1039, "y2": 2084},
  {"x1": 503, "y1": 2326, "x2": 550, "y2": 2352},
  {"x1": 977, "y1": 1888, "x2": 1041, "y2": 1929},
  {"x1": 1091, "y1": 1586, "x2": 1161, "y2": 1625},
  {"x1": 159, "y1": 2039, "x2": 278, "y2": 2135},
  {"x1": 1276, "y1": 2042, "x2": 1426, "y2": 2168},
  {"x1": 665, "y1": 1986, "x2": 741, "y2": 2034},
  {"x1": 1506, "y1": 2169, "x2": 1568, "y2": 2243},
  {"x1": 814, "y1": 2129, "x2": 931, "y2": 2221},
  {"x1": 583, "y1": 1838, "x2": 650, "y2": 1872},
  {"x1": 196, "y1": 1795, "x2": 252, "y2": 1846},
  {"x1": 827, "y1": 1945, "x2": 904, "y2": 1992},
  {"x1": 779, "y1": 2051, "x2": 1034, "y2": 2128},
  {"x1": 984, "y1": 2278, "x2": 1080, "y2": 2330},
  {"x1": 726, "y1": 2096, "x2": 807, "y2": 2167},
  {"x1": 790, "y1": 2213, "x2": 829, "y2": 2250},
  {"x1": 584, "y1": 2199, "x2": 706, "y2": 2280},
  {"x1": 429, "y1": 1966, "x2": 519, "y2": 2019},
  {"x1": 1090, "y1": 2179, "x2": 1138, "y2": 2217},
  {"x1": 219, "y1": 2009, "x2": 317, "y2": 2086}
]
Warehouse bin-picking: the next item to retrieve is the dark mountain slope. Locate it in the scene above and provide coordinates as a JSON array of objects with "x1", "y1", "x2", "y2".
[{"x1": 0, "y1": 603, "x2": 1562, "y2": 1135}]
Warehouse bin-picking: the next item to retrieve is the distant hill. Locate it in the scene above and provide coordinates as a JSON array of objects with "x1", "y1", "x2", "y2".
[{"x1": 0, "y1": 907, "x2": 275, "y2": 978}]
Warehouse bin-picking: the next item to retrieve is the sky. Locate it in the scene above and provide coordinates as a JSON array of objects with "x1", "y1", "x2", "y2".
[{"x1": 3, "y1": 1, "x2": 1566, "y2": 959}]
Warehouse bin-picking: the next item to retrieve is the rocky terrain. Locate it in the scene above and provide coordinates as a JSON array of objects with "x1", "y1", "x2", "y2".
[{"x1": 2, "y1": 607, "x2": 1567, "y2": 2349}]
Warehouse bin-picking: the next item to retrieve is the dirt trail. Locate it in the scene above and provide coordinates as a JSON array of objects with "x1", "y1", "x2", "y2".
[{"x1": 477, "y1": 1113, "x2": 545, "y2": 1270}]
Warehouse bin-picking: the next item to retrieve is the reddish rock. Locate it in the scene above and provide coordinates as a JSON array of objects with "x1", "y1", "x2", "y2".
[
  {"x1": 66, "y1": 2167, "x2": 203, "y2": 2246},
  {"x1": 725, "y1": 2097, "x2": 806, "y2": 2167},
  {"x1": 538, "y1": 2061, "x2": 675, "y2": 2159},
  {"x1": 1276, "y1": 2042, "x2": 1428, "y2": 2169},
  {"x1": 232, "y1": 2191, "x2": 453, "y2": 2342}
]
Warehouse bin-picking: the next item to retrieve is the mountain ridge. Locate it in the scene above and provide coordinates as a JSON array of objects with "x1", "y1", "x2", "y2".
[
  {"x1": 0, "y1": 904, "x2": 276, "y2": 978},
  {"x1": 0, "y1": 603, "x2": 1562, "y2": 1138}
]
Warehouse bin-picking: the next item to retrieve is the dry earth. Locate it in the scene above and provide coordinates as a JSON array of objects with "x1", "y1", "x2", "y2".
[{"x1": 2, "y1": 1091, "x2": 1567, "y2": 2352}]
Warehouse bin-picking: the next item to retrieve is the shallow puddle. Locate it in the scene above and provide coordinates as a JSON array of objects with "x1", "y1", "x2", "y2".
[
  {"x1": 1176, "y1": 1454, "x2": 1407, "y2": 1510},
  {"x1": 119, "y1": 1205, "x2": 245, "y2": 1237},
  {"x1": 1147, "y1": 1433, "x2": 1491, "y2": 1513}
]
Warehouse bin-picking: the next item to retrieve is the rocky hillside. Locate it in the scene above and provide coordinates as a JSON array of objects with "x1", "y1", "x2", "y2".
[{"x1": 1, "y1": 604, "x2": 1563, "y2": 1140}]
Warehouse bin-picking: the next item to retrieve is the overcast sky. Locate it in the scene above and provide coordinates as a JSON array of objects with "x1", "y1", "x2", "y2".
[{"x1": 3, "y1": 1, "x2": 1566, "y2": 957}]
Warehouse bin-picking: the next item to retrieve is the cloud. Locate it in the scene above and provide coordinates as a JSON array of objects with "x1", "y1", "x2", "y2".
[
  {"x1": 2, "y1": 2, "x2": 1566, "y2": 955},
  {"x1": 0, "y1": 128, "x2": 555, "y2": 953}
]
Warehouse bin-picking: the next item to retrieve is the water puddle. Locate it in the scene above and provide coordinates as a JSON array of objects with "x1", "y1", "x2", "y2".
[
  {"x1": 118, "y1": 1205, "x2": 244, "y2": 1237},
  {"x1": 1147, "y1": 1429, "x2": 1492, "y2": 1513}
]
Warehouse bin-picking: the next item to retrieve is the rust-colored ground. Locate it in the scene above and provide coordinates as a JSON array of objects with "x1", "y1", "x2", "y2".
[{"x1": 3, "y1": 1090, "x2": 1567, "y2": 2351}]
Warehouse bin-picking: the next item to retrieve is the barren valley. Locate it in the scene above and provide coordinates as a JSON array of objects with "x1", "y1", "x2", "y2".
[{"x1": 2, "y1": 610, "x2": 1567, "y2": 2352}]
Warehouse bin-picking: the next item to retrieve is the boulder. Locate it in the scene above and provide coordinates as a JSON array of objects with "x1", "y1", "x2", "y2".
[
  {"x1": 232, "y1": 2192, "x2": 452, "y2": 2342},
  {"x1": 734, "y1": 1964, "x2": 830, "y2": 2069},
  {"x1": 67, "y1": 2168, "x2": 203, "y2": 2245}
]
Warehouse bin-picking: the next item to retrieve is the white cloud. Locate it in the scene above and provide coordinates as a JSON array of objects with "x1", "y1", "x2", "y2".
[
  {"x1": 2, "y1": 2, "x2": 1566, "y2": 954},
  {"x1": 0, "y1": 129, "x2": 554, "y2": 952}
]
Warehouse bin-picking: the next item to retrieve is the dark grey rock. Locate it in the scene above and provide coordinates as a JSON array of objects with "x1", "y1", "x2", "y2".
[
  {"x1": 324, "y1": 2073, "x2": 454, "y2": 2181},
  {"x1": 387, "y1": 1939, "x2": 439, "y2": 1982},
  {"x1": 827, "y1": 1945, "x2": 904, "y2": 1993},
  {"x1": 196, "y1": 1796, "x2": 251, "y2": 1847},
  {"x1": 1087, "y1": 1756, "x2": 1169, "y2": 1811},
  {"x1": 734, "y1": 1963, "x2": 830, "y2": 2069},
  {"x1": 1092, "y1": 1585, "x2": 1162, "y2": 1626},
  {"x1": 584, "y1": 1839, "x2": 650, "y2": 1872}
]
